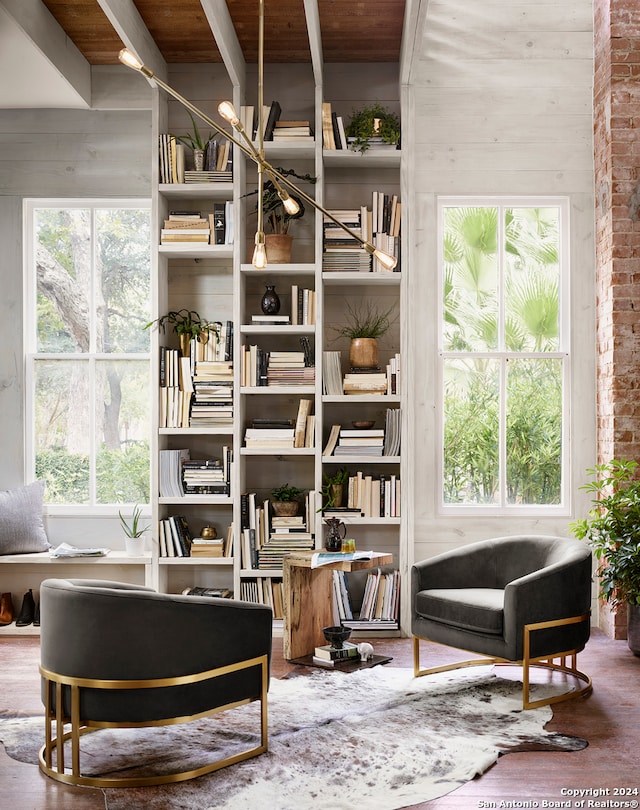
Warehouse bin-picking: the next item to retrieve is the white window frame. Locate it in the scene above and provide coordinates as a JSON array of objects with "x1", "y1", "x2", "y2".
[
  {"x1": 437, "y1": 195, "x2": 571, "y2": 516},
  {"x1": 23, "y1": 198, "x2": 152, "y2": 516}
]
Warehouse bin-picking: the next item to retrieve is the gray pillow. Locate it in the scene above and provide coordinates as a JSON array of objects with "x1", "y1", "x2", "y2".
[{"x1": 0, "y1": 481, "x2": 50, "y2": 554}]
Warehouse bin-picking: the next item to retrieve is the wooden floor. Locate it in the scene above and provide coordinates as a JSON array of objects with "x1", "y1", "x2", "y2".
[{"x1": 1, "y1": 629, "x2": 638, "y2": 809}]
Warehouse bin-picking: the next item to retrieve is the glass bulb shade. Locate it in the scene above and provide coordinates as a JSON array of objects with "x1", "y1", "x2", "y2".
[
  {"x1": 118, "y1": 48, "x2": 144, "y2": 71},
  {"x1": 218, "y1": 101, "x2": 240, "y2": 126},
  {"x1": 252, "y1": 239, "x2": 268, "y2": 270},
  {"x1": 374, "y1": 249, "x2": 398, "y2": 271},
  {"x1": 282, "y1": 195, "x2": 300, "y2": 216}
]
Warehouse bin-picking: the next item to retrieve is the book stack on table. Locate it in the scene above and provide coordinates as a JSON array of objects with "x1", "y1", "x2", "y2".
[{"x1": 312, "y1": 641, "x2": 359, "y2": 668}]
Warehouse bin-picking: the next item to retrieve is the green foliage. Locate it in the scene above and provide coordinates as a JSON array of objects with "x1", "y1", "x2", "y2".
[
  {"x1": 145, "y1": 309, "x2": 219, "y2": 340},
  {"x1": 246, "y1": 167, "x2": 317, "y2": 234},
  {"x1": 332, "y1": 300, "x2": 396, "y2": 340},
  {"x1": 96, "y1": 444, "x2": 150, "y2": 504},
  {"x1": 570, "y1": 459, "x2": 640, "y2": 607},
  {"x1": 36, "y1": 449, "x2": 90, "y2": 504},
  {"x1": 320, "y1": 467, "x2": 349, "y2": 510},
  {"x1": 345, "y1": 103, "x2": 401, "y2": 153},
  {"x1": 118, "y1": 504, "x2": 150, "y2": 538},
  {"x1": 271, "y1": 483, "x2": 303, "y2": 502},
  {"x1": 174, "y1": 112, "x2": 215, "y2": 151}
]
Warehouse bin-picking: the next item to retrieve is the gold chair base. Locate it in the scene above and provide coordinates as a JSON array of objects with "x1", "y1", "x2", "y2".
[
  {"x1": 39, "y1": 654, "x2": 269, "y2": 788},
  {"x1": 413, "y1": 613, "x2": 592, "y2": 710}
]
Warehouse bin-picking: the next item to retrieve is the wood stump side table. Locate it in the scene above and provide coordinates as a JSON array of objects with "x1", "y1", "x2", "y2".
[{"x1": 282, "y1": 550, "x2": 393, "y2": 660}]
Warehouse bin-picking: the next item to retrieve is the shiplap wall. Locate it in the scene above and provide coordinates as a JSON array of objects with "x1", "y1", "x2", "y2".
[
  {"x1": 0, "y1": 108, "x2": 150, "y2": 528},
  {"x1": 405, "y1": 0, "x2": 597, "y2": 561}
]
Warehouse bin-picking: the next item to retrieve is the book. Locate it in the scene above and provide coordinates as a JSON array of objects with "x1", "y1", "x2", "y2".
[
  {"x1": 314, "y1": 641, "x2": 359, "y2": 661},
  {"x1": 182, "y1": 586, "x2": 231, "y2": 598},
  {"x1": 264, "y1": 100, "x2": 282, "y2": 140}
]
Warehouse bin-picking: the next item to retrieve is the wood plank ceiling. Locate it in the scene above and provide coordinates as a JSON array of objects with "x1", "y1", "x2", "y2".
[{"x1": 40, "y1": 0, "x2": 405, "y2": 65}]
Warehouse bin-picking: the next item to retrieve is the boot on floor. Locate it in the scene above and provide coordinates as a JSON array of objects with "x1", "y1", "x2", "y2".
[
  {"x1": 15, "y1": 589, "x2": 35, "y2": 627},
  {"x1": 0, "y1": 592, "x2": 14, "y2": 625}
]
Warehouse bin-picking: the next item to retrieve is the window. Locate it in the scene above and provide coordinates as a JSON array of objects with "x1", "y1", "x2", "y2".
[
  {"x1": 24, "y1": 200, "x2": 151, "y2": 509},
  {"x1": 438, "y1": 198, "x2": 569, "y2": 511}
]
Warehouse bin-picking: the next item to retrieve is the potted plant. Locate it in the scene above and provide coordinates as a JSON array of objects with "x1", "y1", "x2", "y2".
[
  {"x1": 271, "y1": 483, "x2": 304, "y2": 516},
  {"x1": 345, "y1": 103, "x2": 400, "y2": 154},
  {"x1": 175, "y1": 112, "x2": 215, "y2": 171},
  {"x1": 144, "y1": 309, "x2": 219, "y2": 356},
  {"x1": 320, "y1": 467, "x2": 349, "y2": 510},
  {"x1": 118, "y1": 504, "x2": 150, "y2": 556},
  {"x1": 570, "y1": 458, "x2": 640, "y2": 655},
  {"x1": 245, "y1": 167, "x2": 317, "y2": 263},
  {"x1": 332, "y1": 300, "x2": 397, "y2": 369}
]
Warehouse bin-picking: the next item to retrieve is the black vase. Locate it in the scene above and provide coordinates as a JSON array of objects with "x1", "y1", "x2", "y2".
[{"x1": 261, "y1": 284, "x2": 281, "y2": 315}]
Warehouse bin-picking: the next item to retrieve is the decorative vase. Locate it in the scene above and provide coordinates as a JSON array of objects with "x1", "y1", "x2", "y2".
[
  {"x1": 272, "y1": 500, "x2": 298, "y2": 517},
  {"x1": 329, "y1": 483, "x2": 344, "y2": 508},
  {"x1": 125, "y1": 536, "x2": 145, "y2": 557},
  {"x1": 325, "y1": 517, "x2": 346, "y2": 552},
  {"x1": 193, "y1": 148, "x2": 204, "y2": 171},
  {"x1": 349, "y1": 337, "x2": 379, "y2": 369},
  {"x1": 179, "y1": 333, "x2": 191, "y2": 357},
  {"x1": 265, "y1": 233, "x2": 293, "y2": 264},
  {"x1": 628, "y1": 604, "x2": 640, "y2": 656},
  {"x1": 261, "y1": 284, "x2": 281, "y2": 315}
]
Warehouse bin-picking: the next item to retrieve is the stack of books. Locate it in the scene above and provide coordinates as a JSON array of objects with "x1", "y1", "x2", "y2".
[
  {"x1": 181, "y1": 452, "x2": 231, "y2": 496},
  {"x1": 312, "y1": 640, "x2": 359, "y2": 668},
  {"x1": 161, "y1": 212, "x2": 210, "y2": 244},
  {"x1": 334, "y1": 427, "x2": 385, "y2": 456},
  {"x1": 272, "y1": 120, "x2": 314, "y2": 142},
  {"x1": 343, "y1": 372, "x2": 388, "y2": 395},
  {"x1": 266, "y1": 351, "x2": 315, "y2": 387},
  {"x1": 191, "y1": 360, "x2": 233, "y2": 427},
  {"x1": 189, "y1": 536, "x2": 225, "y2": 557},
  {"x1": 244, "y1": 426, "x2": 295, "y2": 449},
  {"x1": 322, "y1": 209, "x2": 371, "y2": 273}
]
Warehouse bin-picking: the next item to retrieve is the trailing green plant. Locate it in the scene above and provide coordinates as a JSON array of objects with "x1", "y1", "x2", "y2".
[
  {"x1": 245, "y1": 167, "x2": 317, "y2": 234},
  {"x1": 144, "y1": 310, "x2": 220, "y2": 342},
  {"x1": 271, "y1": 483, "x2": 303, "y2": 502},
  {"x1": 174, "y1": 112, "x2": 215, "y2": 152},
  {"x1": 118, "y1": 504, "x2": 150, "y2": 538},
  {"x1": 319, "y1": 467, "x2": 349, "y2": 510},
  {"x1": 332, "y1": 300, "x2": 397, "y2": 340},
  {"x1": 570, "y1": 459, "x2": 640, "y2": 608},
  {"x1": 345, "y1": 103, "x2": 400, "y2": 153}
]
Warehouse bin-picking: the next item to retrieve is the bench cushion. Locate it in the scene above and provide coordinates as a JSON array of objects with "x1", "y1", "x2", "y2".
[{"x1": 415, "y1": 588, "x2": 505, "y2": 635}]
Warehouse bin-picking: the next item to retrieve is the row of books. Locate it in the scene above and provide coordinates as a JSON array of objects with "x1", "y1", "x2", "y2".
[
  {"x1": 323, "y1": 471, "x2": 401, "y2": 518},
  {"x1": 160, "y1": 207, "x2": 233, "y2": 245},
  {"x1": 239, "y1": 577, "x2": 284, "y2": 619},
  {"x1": 323, "y1": 199, "x2": 401, "y2": 273},
  {"x1": 238, "y1": 102, "x2": 313, "y2": 143},
  {"x1": 158, "y1": 447, "x2": 232, "y2": 498},
  {"x1": 158, "y1": 135, "x2": 233, "y2": 184},
  {"x1": 333, "y1": 569, "x2": 400, "y2": 627},
  {"x1": 244, "y1": 399, "x2": 315, "y2": 449},
  {"x1": 240, "y1": 345, "x2": 315, "y2": 387},
  {"x1": 322, "y1": 410, "x2": 401, "y2": 457},
  {"x1": 158, "y1": 516, "x2": 233, "y2": 558},
  {"x1": 159, "y1": 351, "x2": 233, "y2": 429}
]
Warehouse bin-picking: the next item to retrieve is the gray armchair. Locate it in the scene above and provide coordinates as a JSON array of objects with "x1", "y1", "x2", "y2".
[
  {"x1": 412, "y1": 535, "x2": 592, "y2": 709},
  {"x1": 38, "y1": 578, "x2": 272, "y2": 787}
]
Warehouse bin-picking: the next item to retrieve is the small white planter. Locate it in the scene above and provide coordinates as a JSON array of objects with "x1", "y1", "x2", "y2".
[{"x1": 125, "y1": 536, "x2": 145, "y2": 557}]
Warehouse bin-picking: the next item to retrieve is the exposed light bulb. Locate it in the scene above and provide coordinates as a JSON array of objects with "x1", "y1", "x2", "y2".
[
  {"x1": 374, "y1": 249, "x2": 398, "y2": 271},
  {"x1": 218, "y1": 101, "x2": 240, "y2": 126},
  {"x1": 281, "y1": 194, "x2": 300, "y2": 216},
  {"x1": 118, "y1": 48, "x2": 144, "y2": 72},
  {"x1": 252, "y1": 234, "x2": 268, "y2": 269}
]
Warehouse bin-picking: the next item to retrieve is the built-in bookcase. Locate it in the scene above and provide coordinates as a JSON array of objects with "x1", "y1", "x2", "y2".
[{"x1": 147, "y1": 14, "x2": 407, "y2": 635}]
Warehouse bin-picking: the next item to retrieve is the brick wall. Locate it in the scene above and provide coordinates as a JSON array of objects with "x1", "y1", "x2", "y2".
[{"x1": 593, "y1": 0, "x2": 640, "y2": 638}]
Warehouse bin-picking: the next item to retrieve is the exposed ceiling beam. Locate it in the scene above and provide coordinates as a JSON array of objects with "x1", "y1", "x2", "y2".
[
  {"x1": 0, "y1": 0, "x2": 91, "y2": 107},
  {"x1": 96, "y1": 0, "x2": 167, "y2": 81},
  {"x1": 199, "y1": 0, "x2": 245, "y2": 88}
]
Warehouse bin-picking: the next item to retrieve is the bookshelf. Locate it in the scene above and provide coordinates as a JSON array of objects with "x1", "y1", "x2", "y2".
[{"x1": 145, "y1": 8, "x2": 406, "y2": 635}]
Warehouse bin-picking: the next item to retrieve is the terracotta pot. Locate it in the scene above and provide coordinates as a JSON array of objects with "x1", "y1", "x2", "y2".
[
  {"x1": 349, "y1": 337, "x2": 379, "y2": 369},
  {"x1": 265, "y1": 234, "x2": 293, "y2": 264},
  {"x1": 272, "y1": 500, "x2": 298, "y2": 517}
]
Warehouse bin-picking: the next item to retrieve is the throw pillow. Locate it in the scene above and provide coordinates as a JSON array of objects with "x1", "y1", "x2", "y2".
[{"x1": 0, "y1": 481, "x2": 50, "y2": 555}]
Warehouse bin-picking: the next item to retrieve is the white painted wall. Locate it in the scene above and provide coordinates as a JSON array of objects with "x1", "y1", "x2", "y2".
[{"x1": 403, "y1": 0, "x2": 597, "y2": 564}]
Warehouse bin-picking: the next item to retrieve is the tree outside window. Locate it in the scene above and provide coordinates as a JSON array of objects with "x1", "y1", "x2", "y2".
[
  {"x1": 26, "y1": 202, "x2": 151, "y2": 507},
  {"x1": 440, "y1": 202, "x2": 567, "y2": 508}
]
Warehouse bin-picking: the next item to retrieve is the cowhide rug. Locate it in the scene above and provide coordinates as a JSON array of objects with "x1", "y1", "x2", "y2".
[{"x1": 0, "y1": 666, "x2": 587, "y2": 810}]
